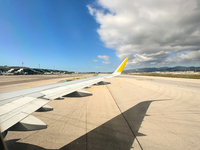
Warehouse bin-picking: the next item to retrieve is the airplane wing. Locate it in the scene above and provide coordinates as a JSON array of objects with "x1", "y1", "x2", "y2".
[{"x1": 0, "y1": 58, "x2": 128, "y2": 135}]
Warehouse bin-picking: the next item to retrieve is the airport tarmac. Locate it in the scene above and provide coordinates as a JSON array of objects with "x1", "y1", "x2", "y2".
[
  {"x1": 2, "y1": 74, "x2": 200, "y2": 150},
  {"x1": 0, "y1": 74, "x2": 93, "y2": 93}
]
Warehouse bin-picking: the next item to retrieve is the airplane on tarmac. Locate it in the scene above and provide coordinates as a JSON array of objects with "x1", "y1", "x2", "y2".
[{"x1": 0, "y1": 58, "x2": 129, "y2": 139}]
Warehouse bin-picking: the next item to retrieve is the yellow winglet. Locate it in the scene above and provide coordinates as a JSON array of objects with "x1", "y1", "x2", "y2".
[{"x1": 113, "y1": 58, "x2": 129, "y2": 74}]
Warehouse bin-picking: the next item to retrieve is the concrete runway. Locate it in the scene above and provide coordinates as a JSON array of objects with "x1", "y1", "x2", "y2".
[{"x1": 2, "y1": 74, "x2": 200, "y2": 150}]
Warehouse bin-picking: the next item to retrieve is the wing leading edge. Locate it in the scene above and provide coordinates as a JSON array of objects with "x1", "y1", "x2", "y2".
[{"x1": 0, "y1": 58, "x2": 128, "y2": 134}]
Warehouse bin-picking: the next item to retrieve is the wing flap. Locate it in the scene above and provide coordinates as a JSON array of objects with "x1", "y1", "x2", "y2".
[
  {"x1": 0, "y1": 97, "x2": 49, "y2": 132},
  {"x1": 9, "y1": 115, "x2": 47, "y2": 131}
]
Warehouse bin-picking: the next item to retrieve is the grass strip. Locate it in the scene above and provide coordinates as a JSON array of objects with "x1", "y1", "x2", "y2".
[{"x1": 129, "y1": 73, "x2": 200, "y2": 79}]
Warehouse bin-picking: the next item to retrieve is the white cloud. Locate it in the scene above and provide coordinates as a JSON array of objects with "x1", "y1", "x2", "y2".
[
  {"x1": 92, "y1": 59, "x2": 98, "y2": 62},
  {"x1": 95, "y1": 66, "x2": 104, "y2": 68},
  {"x1": 98, "y1": 55, "x2": 109, "y2": 61},
  {"x1": 98, "y1": 55, "x2": 110, "y2": 64},
  {"x1": 102, "y1": 61, "x2": 110, "y2": 64},
  {"x1": 166, "y1": 50, "x2": 200, "y2": 64},
  {"x1": 87, "y1": 0, "x2": 200, "y2": 67}
]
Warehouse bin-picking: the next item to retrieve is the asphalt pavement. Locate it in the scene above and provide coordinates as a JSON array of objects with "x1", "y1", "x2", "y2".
[{"x1": 2, "y1": 74, "x2": 200, "y2": 150}]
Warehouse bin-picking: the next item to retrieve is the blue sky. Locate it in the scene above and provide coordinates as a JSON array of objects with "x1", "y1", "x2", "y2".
[
  {"x1": 0, "y1": 0, "x2": 122, "y2": 72},
  {"x1": 1, "y1": 0, "x2": 200, "y2": 72}
]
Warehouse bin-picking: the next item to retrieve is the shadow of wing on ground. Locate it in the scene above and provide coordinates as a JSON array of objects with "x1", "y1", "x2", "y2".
[
  {"x1": 5, "y1": 101, "x2": 155, "y2": 150},
  {"x1": 5, "y1": 139, "x2": 46, "y2": 150},
  {"x1": 60, "y1": 101, "x2": 153, "y2": 150}
]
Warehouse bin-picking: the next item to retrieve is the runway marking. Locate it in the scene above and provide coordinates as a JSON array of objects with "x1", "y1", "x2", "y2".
[
  {"x1": 110, "y1": 79, "x2": 121, "y2": 89},
  {"x1": 136, "y1": 79, "x2": 153, "y2": 81},
  {"x1": 88, "y1": 79, "x2": 121, "y2": 91},
  {"x1": 27, "y1": 83, "x2": 37, "y2": 88}
]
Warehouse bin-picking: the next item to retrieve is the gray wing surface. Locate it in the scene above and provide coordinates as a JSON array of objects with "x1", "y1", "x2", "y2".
[{"x1": 0, "y1": 58, "x2": 128, "y2": 133}]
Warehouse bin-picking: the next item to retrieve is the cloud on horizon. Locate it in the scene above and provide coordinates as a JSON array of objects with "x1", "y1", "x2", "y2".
[{"x1": 87, "y1": 0, "x2": 200, "y2": 67}]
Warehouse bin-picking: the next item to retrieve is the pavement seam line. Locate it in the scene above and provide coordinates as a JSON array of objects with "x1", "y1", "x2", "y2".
[
  {"x1": 106, "y1": 85, "x2": 144, "y2": 150},
  {"x1": 86, "y1": 97, "x2": 88, "y2": 150}
]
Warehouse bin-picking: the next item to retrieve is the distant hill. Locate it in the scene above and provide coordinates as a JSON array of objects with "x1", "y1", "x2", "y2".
[{"x1": 124, "y1": 66, "x2": 200, "y2": 73}]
